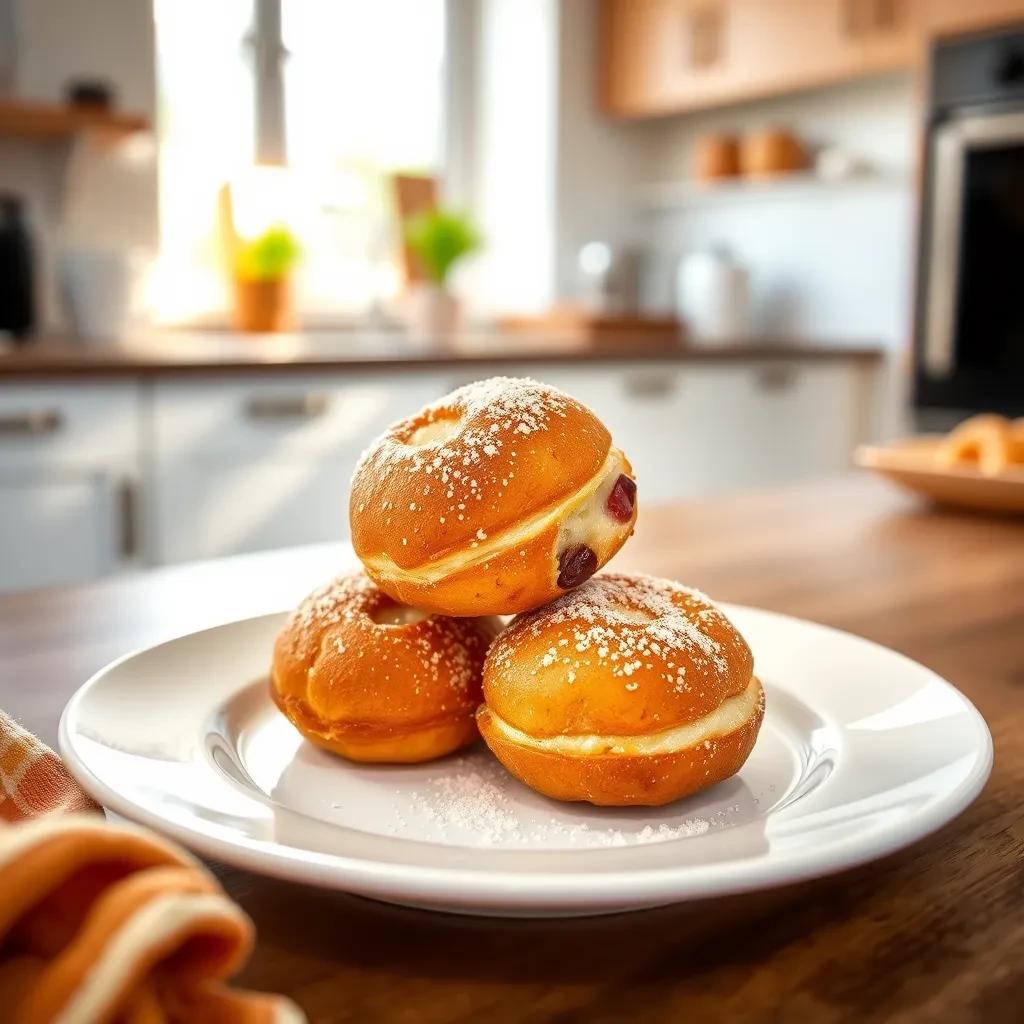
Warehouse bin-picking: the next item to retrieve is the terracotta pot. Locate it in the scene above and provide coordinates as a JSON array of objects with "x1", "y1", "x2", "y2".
[
  {"x1": 693, "y1": 133, "x2": 741, "y2": 182},
  {"x1": 740, "y1": 128, "x2": 808, "y2": 178},
  {"x1": 406, "y1": 284, "x2": 459, "y2": 344},
  {"x1": 232, "y1": 277, "x2": 293, "y2": 333}
]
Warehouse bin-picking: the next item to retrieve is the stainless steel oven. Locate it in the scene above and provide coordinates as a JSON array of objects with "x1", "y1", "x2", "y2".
[{"x1": 915, "y1": 26, "x2": 1024, "y2": 418}]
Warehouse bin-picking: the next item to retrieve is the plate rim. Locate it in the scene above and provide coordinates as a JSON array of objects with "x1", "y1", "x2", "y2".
[{"x1": 58, "y1": 605, "x2": 994, "y2": 912}]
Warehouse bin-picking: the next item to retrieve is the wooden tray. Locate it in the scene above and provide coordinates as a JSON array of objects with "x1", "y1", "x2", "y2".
[
  {"x1": 856, "y1": 437, "x2": 1024, "y2": 514},
  {"x1": 498, "y1": 309, "x2": 683, "y2": 352}
]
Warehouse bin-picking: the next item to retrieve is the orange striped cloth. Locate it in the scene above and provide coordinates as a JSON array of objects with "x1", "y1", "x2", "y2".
[
  {"x1": 0, "y1": 711, "x2": 305, "y2": 1024},
  {"x1": 0, "y1": 711, "x2": 100, "y2": 821}
]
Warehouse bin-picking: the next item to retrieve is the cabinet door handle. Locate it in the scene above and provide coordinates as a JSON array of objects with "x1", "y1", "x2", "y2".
[
  {"x1": 244, "y1": 393, "x2": 330, "y2": 421},
  {"x1": 624, "y1": 372, "x2": 679, "y2": 399},
  {"x1": 686, "y1": 3, "x2": 724, "y2": 70},
  {"x1": 0, "y1": 409, "x2": 63, "y2": 437},
  {"x1": 873, "y1": 0, "x2": 897, "y2": 31},
  {"x1": 119, "y1": 478, "x2": 138, "y2": 559},
  {"x1": 755, "y1": 364, "x2": 798, "y2": 392},
  {"x1": 841, "y1": 0, "x2": 867, "y2": 37}
]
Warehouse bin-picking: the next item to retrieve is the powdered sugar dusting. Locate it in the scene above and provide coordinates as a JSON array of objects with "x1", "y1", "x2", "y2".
[
  {"x1": 281, "y1": 572, "x2": 492, "y2": 700},
  {"x1": 407, "y1": 760, "x2": 522, "y2": 845},
  {"x1": 353, "y1": 377, "x2": 573, "y2": 486},
  {"x1": 350, "y1": 377, "x2": 610, "y2": 557},
  {"x1": 489, "y1": 573, "x2": 744, "y2": 694},
  {"x1": 389, "y1": 754, "x2": 715, "y2": 849}
]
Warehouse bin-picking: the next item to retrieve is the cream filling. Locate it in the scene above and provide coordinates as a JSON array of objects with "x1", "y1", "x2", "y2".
[
  {"x1": 487, "y1": 675, "x2": 761, "y2": 756},
  {"x1": 363, "y1": 448, "x2": 628, "y2": 584},
  {"x1": 557, "y1": 456, "x2": 633, "y2": 556}
]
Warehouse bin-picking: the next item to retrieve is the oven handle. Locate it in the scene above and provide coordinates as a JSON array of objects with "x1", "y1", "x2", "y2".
[{"x1": 922, "y1": 123, "x2": 963, "y2": 379}]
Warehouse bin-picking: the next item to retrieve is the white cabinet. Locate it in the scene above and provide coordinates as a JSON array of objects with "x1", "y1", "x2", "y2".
[
  {"x1": 682, "y1": 362, "x2": 867, "y2": 492},
  {"x1": 536, "y1": 366, "x2": 693, "y2": 503},
  {"x1": 0, "y1": 384, "x2": 141, "y2": 594},
  {"x1": 535, "y1": 360, "x2": 874, "y2": 502},
  {"x1": 0, "y1": 474, "x2": 121, "y2": 592},
  {"x1": 0, "y1": 358, "x2": 881, "y2": 592},
  {"x1": 149, "y1": 373, "x2": 452, "y2": 564}
]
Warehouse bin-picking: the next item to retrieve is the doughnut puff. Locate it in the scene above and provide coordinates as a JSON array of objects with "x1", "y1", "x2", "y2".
[
  {"x1": 350, "y1": 377, "x2": 638, "y2": 616},
  {"x1": 477, "y1": 573, "x2": 764, "y2": 806},
  {"x1": 271, "y1": 573, "x2": 500, "y2": 763}
]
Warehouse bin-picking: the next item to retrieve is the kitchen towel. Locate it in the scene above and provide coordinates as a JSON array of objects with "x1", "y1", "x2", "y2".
[
  {"x1": 0, "y1": 710, "x2": 305, "y2": 1024},
  {"x1": 0, "y1": 710, "x2": 99, "y2": 821}
]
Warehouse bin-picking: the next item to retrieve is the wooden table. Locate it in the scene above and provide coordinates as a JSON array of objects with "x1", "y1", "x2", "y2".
[{"x1": 1, "y1": 476, "x2": 1022, "y2": 1022}]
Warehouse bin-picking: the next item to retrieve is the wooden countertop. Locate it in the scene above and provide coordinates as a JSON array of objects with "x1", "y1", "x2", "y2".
[
  {"x1": 1, "y1": 475, "x2": 1021, "y2": 1022},
  {"x1": 0, "y1": 331, "x2": 884, "y2": 379}
]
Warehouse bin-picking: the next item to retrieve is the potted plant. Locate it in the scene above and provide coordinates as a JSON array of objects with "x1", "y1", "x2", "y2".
[
  {"x1": 232, "y1": 226, "x2": 300, "y2": 333},
  {"x1": 403, "y1": 209, "x2": 481, "y2": 342}
]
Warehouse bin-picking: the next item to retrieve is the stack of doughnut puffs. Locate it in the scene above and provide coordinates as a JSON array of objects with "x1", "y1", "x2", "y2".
[{"x1": 272, "y1": 378, "x2": 764, "y2": 806}]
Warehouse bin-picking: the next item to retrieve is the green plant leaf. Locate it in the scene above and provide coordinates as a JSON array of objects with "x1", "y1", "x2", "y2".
[
  {"x1": 404, "y1": 209, "x2": 482, "y2": 285},
  {"x1": 235, "y1": 226, "x2": 301, "y2": 281}
]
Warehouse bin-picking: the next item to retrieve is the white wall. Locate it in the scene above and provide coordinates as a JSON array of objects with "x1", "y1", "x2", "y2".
[
  {"x1": 552, "y1": 0, "x2": 658, "y2": 302},
  {"x1": 465, "y1": 0, "x2": 559, "y2": 314},
  {"x1": 461, "y1": 0, "x2": 662, "y2": 315},
  {"x1": 0, "y1": 0, "x2": 157, "y2": 329},
  {"x1": 636, "y1": 73, "x2": 918, "y2": 347},
  {"x1": 505, "y1": 1, "x2": 917, "y2": 351}
]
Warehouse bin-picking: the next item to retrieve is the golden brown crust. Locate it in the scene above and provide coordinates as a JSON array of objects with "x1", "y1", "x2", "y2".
[
  {"x1": 350, "y1": 377, "x2": 611, "y2": 569},
  {"x1": 360, "y1": 446, "x2": 637, "y2": 616},
  {"x1": 271, "y1": 573, "x2": 500, "y2": 763},
  {"x1": 270, "y1": 690, "x2": 481, "y2": 764},
  {"x1": 477, "y1": 574, "x2": 762, "y2": 806},
  {"x1": 477, "y1": 681, "x2": 764, "y2": 806},
  {"x1": 483, "y1": 574, "x2": 754, "y2": 737}
]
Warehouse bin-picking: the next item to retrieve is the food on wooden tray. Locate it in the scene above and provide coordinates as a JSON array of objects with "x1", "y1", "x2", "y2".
[
  {"x1": 271, "y1": 573, "x2": 500, "y2": 763},
  {"x1": 936, "y1": 413, "x2": 1024, "y2": 477},
  {"x1": 476, "y1": 573, "x2": 764, "y2": 807},
  {"x1": 349, "y1": 376, "x2": 638, "y2": 616}
]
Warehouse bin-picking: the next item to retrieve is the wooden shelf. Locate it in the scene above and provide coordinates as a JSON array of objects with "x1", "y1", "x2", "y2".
[
  {"x1": 633, "y1": 169, "x2": 910, "y2": 210},
  {"x1": 0, "y1": 99, "x2": 149, "y2": 142}
]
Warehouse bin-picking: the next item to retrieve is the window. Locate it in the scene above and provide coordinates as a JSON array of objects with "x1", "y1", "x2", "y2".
[{"x1": 152, "y1": 0, "x2": 447, "y2": 324}]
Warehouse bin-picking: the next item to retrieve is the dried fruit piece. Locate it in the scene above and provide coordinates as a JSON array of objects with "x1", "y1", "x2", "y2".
[
  {"x1": 606, "y1": 474, "x2": 637, "y2": 522},
  {"x1": 557, "y1": 544, "x2": 598, "y2": 590}
]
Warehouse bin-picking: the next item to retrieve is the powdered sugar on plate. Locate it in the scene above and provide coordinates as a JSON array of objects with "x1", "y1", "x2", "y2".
[{"x1": 378, "y1": 752, "x2": 721, "y2": 850}]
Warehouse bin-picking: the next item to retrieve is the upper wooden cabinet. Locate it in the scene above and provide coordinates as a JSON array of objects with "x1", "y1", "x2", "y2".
[
  {"x1": 924, "y1": 0, "x2": 1024, "y2": 36},
  {"x1": 600, "y1": 0, "x2": 921, "y2": 118}
]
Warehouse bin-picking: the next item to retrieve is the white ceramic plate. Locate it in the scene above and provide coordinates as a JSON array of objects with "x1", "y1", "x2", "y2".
[{"x1": 59, "y1": 606, "x2": 992, "y2": 917}]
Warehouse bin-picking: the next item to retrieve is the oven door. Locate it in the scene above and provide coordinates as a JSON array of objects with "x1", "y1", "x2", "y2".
[{"x1": 920, "y1": 109, "x2": 1024, "y2": 413}]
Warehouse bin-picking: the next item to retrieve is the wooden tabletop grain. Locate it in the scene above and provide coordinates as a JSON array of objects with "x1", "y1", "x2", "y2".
[{"x1": 1, "y1": 475, "x2": 1022, "y2": 1023}]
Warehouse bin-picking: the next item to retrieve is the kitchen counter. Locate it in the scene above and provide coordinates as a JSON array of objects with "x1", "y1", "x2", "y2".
[
  {"x1": 0, "y1": 475, "x2": 1019, "y2": 1022},
  {"x1": 1, "y1": 341, "x2": 888, "y2": 590},
  {"x1": 0, "y1": 331, "x2": 884, "y2": 379}
]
